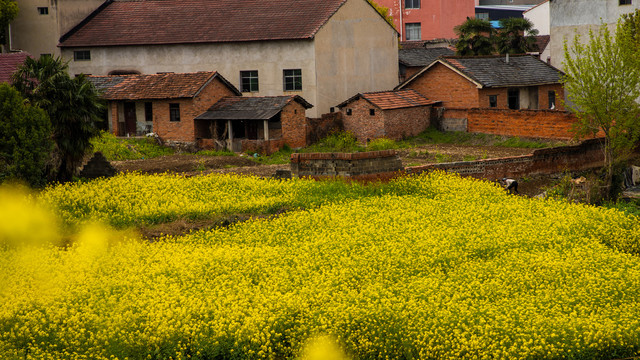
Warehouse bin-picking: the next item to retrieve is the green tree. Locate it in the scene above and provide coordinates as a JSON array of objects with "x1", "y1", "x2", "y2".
[
  {"x1": 454, "y1": 18, "x2": 495, "y2": 56},
  {"x1": 621, "y1": 9, "x2": 640, "y2": 50},
  {"x1": 12, "y1": 56, "x2": 104, "y2": 182},
  {"x1": 496, "y1": 17, "x2": 539, "y2": 55},
  {"x1": 0, "y1": 0, "x2": 18, "y2": 49},
  {"x1": 562, "y1": 20, "x2": 640, "y2": 197},
  {"x1": 0, "y1": 83, "x2": 52, "y2": 187}
]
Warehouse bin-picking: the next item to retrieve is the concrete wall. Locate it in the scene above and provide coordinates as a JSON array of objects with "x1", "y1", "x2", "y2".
[
  {"x1": 62, "y1": 40, "x2": 320, "y2": 116},
  {"x1": 524, "y1": 1, "x2": 550, "y2": 35},
  {"x1": 290, "y1": 150, "x2": 403, "y2": 180},
  {"x1": 549, "y1": 0, "x2": 640, "y2": 70},
  {"x1": 375, "y1": 0, "x2": 474, "y2": 41},
  {"x1": 9, "y1": 0, "x2": 103, "y2": 57},
  {"x1": 314, "y1": 0, "x2": 399, "y2": 115},
  {"x1": 406, "y1": 138, "x2": 605, "y2": 179}
]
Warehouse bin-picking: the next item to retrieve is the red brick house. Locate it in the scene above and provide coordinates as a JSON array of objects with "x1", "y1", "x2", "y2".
[
  {"x1": 336, "y1": 89, "x2": 439, "y2": 143},
  {"x1": 89, "y1": 71, "x2": 241, "y2": 141},
  {"x1": 398, "y1": 46, "x2": 454, "y2": 83},
  {"x1": 195, "y1": 96, "x2": 313, "y2": 154},
  {"x1": 396, "y1": 54, "x2": 565, "y2": 111}
]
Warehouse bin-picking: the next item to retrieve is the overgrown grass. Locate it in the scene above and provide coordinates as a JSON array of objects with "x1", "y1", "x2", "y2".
[
  {"x1": 91, "y1": 131, "x2": 174, "y2": 161},
  {"x1": 195, "y1": 149, "x2": 236, "y2": 157}
]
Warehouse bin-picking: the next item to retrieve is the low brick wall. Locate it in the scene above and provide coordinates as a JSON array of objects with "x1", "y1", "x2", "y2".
[
  {"x1": 437, "y1": 107, "x2": 468, "y2": 132},
  {"x1": 406, "y1": 138, "x2": 605, "y2": 179},
  {"x1": 290, "y1": 150, "x2": 403, "y2": 181}
]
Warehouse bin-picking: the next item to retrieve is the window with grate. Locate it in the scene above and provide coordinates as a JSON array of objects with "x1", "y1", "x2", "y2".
[
  {"x1": 620, "y1": 0, "x2": 632, "y2": 5},
  {"x1": 169, "y1": 103, "x2": 180, "y2": 122},
  {"x1": 73, "y1": 50, "x2": 91, "y2": 61},
  {"x1": 283, "y1": 69, "x2": 302, "y2": 91},
  {"x1": 405, "y1": 23, "x2": 421, "y2": 41},
  {"x1": 37, "y1": 7, "x2": 48, "y2": 15},
  {"x1": 405, "y1": 0, "x2": 420, "y2": 9},
  {"x1": 240, "y1": 71, "x2": 259, "y2": 92},
  {"x1": 489, "y1": 95, "x2": 497, "y2": 108}
]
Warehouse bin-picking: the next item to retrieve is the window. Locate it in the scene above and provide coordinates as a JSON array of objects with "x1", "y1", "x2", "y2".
[
  {"x1": 405, "y1": 0, "x2": 420, "y2": 9},
  {"x1": 405, "y1": 23, "x2": 421, "y2": 41},
  {"x1": 508, "y1": 88, "x2": 520, "y2": 110},
  {"x1": 346, "y1": 109, "x2": 352, "y2": 116},
  {"x1": 145, "y1": 102, "x2": 153, "y2": 122},
  {"x1": 73, "y1": 50, "x2": 91, "y2": 61},
  {"x1": 169, "y1": 103, "x2": 180, "y2": 122},
  {"x1": 370, "y1": 109, "x2": 376, "y2": 116},
  {"x1": 620, "y1": 0, "x2": 632, "y2": 5},
  {"x1": 240, "y1": 70, "x2": 259, "y2": 92},
  {"x1": 37, "y1": 7, "x2": 48, "y2": 15},
  {"x1": 476, "y1": 12, "x2": 489, "y2": 21},
  {"x1": 283, "y1": 69, "x2": 302, "y2": 91},
  {"x1": 489, "y1": 95, "x2": 497, "y2": 108},
  {"x1": 548, "y1": 91, "x2": 556, "y2": 109}
]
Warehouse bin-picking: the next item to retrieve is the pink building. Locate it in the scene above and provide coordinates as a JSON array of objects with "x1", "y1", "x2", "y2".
[{"x1": 374, "y1": 0, "x2": 476, "y2": 41}]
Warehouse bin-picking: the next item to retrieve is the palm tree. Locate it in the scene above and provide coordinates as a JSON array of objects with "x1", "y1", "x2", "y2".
[
  {"x1": 496, "y1": 18, "x2": 539, "y2": 55},
  {"x1": 12, "y1": 56, "x2": 104, "y2": 182},
  {"x1": 454, "y1": 18, "x2": 495, "y2": 56}
]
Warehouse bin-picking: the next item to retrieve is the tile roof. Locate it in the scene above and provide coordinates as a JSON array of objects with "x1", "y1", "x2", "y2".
[
  {"x1": 88, "y1": 71, "x2": 240, "y2": 100},
  {"x1": 338, "y1": 89, "x2": 439, "y2": 110},
  {"x1": 399, "y1": 54, "x2": 564, "y2": 89},
  {"x1": 60, "y1": 0, "x2": 349, "y2": 48},
  {"x1": 399, "y1": 47, "x2": 454, "y2": 67},
  {"x1": 196, "y1": 96, "x2": 313, "y2": 121},
  {"x1": 534, "y1": 35, "x2": 550, "y2": 53},
  {"x1": 0, "y1": 52, "x2": 30, "y2": 84}
]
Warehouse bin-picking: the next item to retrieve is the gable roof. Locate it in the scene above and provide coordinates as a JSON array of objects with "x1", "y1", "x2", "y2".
[
  {"x1": 397, "y1": 54, "x2": 564, "y2": 90},
  {"x1": 337, "y1": 89, "x2": 439, "y2": 110},
  {"x1": 88, "y1": 71, "x2": 241, "y2": 100},
  {"x1": 533, "y1": 35, "x2": 550, "y2": 54},
  {"x1": 60, "y1": 0, "x2": 352, "y2": 48},
  {"x1": 399, "y1": 47, "x2": 455, "y2": 67},
  {"x1": 196, "y1": 96, "x2": 313, "y2": 121},
  {"x1": 0, "y1": 52, "x2": 30, "y2": 84}
]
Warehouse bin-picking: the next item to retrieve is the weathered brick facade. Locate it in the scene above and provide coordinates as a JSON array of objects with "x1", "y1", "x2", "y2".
[
  {"x1": 152, "y1": 78, "x2": 238, "y2": 142},
  {"x1": 405, "y1": 63, "x2": 479, "y2": 108},
  {"x1": 281, "y1": 101, "x2": 308, "y2": 149}
]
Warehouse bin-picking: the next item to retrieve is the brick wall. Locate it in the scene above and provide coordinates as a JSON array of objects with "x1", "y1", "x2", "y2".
[
  {"x1": 384, "y1": 106, "x2": 431, "y2": 140},
  {"x1": 465, "y1": 108, "x2": 602, "y2": 140},
  {"x1": 290, "y1": 150, "x2": 403, "y2": 181},
  {"x1": 406, "y1": 138, "x2": 605, "y2": 180},
  {"x1": 281, "y1": 101, "x2": 308, "y2": 149},
  {"x1": 341, "y1": 98, "x2": 386, "y2": 143},
  {"x1": 477, "y1": 84, "x2": 565, "y2": 111},
  {"x1": 436, "y1": 107, "x2": 468, "y2": 132},
  {"x1": 404, "y1": 63, "x2": 479, "y2": 108},
  {"x1": 153, "y1": 78, "x2": 237, "y2": 142},
  {"x1": 306, "y1": 112, "x2": 344, "y2": 144}
]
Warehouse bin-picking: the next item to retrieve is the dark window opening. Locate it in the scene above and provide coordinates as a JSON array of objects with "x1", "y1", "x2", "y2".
[
  {"x1": 620, "y1": 0, "x2": 632, "y2": 5},
  {"x1": 73, "y1": 50, "x2": 91, "y2": 61},
  {"x1": 405, "y1": 23, "x2": 421, "y2": 41},
  {"x1": 405, "y1": 0, "x2": 420, "y2": 9},
  {"x1": 240, "y1": 70, "x2": 259, "y2": 92},
  {"x1": 508, "y1": 88, "x2": 520, "y2": 110},
  {"x1": 489, "y1": 95, "x2": 497, "y2": 108},
  {"x1": 346, "y1": 109, "x2": 352, "y2": 116},
  {"x1": 169, "y1": 103, "x2": 180, "y2": 122},
  {"x1": 330, "y1": 107, "x2": 335, "y2": 113},
  {"x1": 370, "y1": 109, "x2": 376, "y2": 116},
  {"x1": 37, "y1": 7, "x2": 48, "y2": 15},
  {"x1": 145, "y1": 102, "x2": 153, "y2": 122},
  {"x1": 548, "y1": 91, "x2": 556, "y2": 109},
  {"x1": 283, "y1": 69, "x2": 302, "y2": 91}
]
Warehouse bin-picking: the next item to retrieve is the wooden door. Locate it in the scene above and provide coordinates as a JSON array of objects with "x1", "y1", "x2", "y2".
[{"x1": 124, "y1": 102, "x2": 137, "y2": 136}]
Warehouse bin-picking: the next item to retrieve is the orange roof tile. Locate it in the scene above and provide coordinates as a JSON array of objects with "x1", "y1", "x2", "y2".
[
  {"x1": 88, "y1": 71, "x2": 240, "y2": 100},
  {"x1": 339, "y1": 89, "x2": 439, "y2": 110}
]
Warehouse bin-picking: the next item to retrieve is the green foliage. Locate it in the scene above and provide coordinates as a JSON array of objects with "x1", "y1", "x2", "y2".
[
  {"x1": 494, "y1": 136, "x2": 549, "y2": 148},
  {"x1": 366, "y1": 137, "x2": 399, "y2": 151},
  {"x1": 90, "y1": 131, "x2": 174, "y2": 161},
  {"x1": 0, "y1": 0, "x2": 18, "y2": 45},
  {"x1": 454, "y1": 18, "x2": 495, "y2": 56},
  {"x1": 251, "y1": 146, "x2": 294, "y2": 165},
  {"x1": 195, "y1": 149, "x2": 235, "y2": 157},
  {"x1": 604, "y1": 199, "x2": 640, "y2": 218},
  {"x1": 562, "y1": 20, "x2": 640, "y2": 196},
  {"x1": 307, "y1": 131, "x2": 362, "y2": 153},
  {"x1": 0, "y1": 84, "x2": 52, "y2": 187},
  {"x1": 12, "y1": 56, "x2": 105, "y2": 182},
  {"x1": 496, "y1": 17, "x2": 539, "y2": 54}
]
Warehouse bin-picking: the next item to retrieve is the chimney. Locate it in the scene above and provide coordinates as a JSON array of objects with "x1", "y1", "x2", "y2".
[{"x1": 506, "y1": 53, "x2": 510, "y2": 64}]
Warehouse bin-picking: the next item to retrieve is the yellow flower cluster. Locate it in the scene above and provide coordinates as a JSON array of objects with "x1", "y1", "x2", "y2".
[{"x1": 1, "y1": 172, "x2": 640, "y2": 359}]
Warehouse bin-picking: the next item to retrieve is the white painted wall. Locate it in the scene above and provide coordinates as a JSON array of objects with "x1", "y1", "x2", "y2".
[{"x1": 524, "y1": 1, "x2": 550, "y2": 35}]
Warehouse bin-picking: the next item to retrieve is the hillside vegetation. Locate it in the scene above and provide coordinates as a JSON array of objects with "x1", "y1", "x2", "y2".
[{"x1": 1, "y1": 172, "x2": 640, "y2": 359}]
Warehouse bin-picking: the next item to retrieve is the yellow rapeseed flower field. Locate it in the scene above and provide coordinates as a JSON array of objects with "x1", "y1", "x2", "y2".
[{"x1": 1, "y1": 172, "x2": 640, "y2": 359}]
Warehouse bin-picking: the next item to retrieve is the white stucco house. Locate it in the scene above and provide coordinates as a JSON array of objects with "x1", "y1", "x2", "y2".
[
  {"x1": 549, "y1": 0, "x2": 640, "y2": 70},
  {"x1": 58, "y1": 0, "x2": 399, "y2": 118}
]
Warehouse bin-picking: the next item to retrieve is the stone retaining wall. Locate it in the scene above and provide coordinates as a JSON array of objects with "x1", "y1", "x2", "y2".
[{"x1": 290, "y1": 150, "x2": 403, "y2": 181}]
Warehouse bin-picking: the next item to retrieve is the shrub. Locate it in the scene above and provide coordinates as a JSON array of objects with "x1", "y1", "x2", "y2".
[
  {"x1": 91, "y1": 131, "x2": 174, "y2": 160},
  {"x1": 0, "y1": 84, "x2": 52, "y2": 187},
  {"x1": 366, "y1": 137, "x2": 397, "y2": 151}
]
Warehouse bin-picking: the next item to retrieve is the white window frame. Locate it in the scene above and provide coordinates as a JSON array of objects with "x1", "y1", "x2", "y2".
[{"x1": 405, "y1": 23, "x2": 421, "y2": 41}]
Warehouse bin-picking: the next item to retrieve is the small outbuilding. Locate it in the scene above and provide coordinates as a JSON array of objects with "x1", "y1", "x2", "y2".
[
  {"x1": 195, "y1": 95, "x2": 313, "y2": 154},
  {"x1": 336, "y1": 89, "x2": 440, "y2": 143}
]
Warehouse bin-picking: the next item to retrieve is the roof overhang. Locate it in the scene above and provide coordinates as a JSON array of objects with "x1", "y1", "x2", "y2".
[{"x1": 396, "y1": 59, "x2": 484, "y2": 90}]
